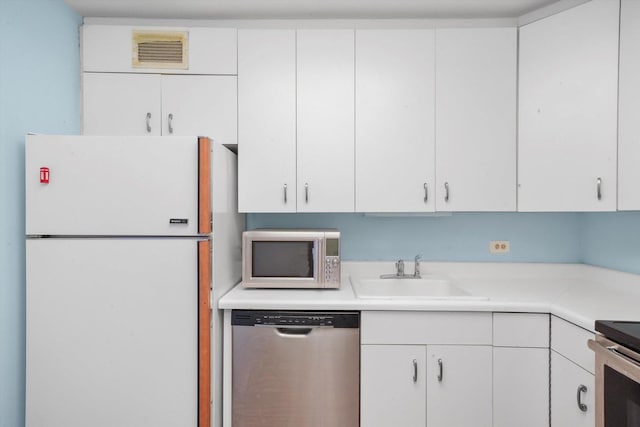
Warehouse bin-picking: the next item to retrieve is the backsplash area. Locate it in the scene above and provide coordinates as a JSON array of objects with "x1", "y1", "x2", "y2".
[
  {"x1": 250, "y1": 212, "x2": 640, "y2": 275},
  {"x1": 581, "y1": 212, "x2": 640, "y2": 275},
  {"x1": 247, "y1": 213, "x2": 582, "y2": 263}
]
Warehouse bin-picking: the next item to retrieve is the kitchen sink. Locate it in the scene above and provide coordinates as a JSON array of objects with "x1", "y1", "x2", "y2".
[{"x1": 350, "y1": 276, "x2": 488, "y2": 300}]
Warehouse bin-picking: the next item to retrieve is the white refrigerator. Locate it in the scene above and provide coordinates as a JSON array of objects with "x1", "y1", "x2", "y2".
[{"x1": 25, "y1": 135, "x2": 243, "y2": 427}]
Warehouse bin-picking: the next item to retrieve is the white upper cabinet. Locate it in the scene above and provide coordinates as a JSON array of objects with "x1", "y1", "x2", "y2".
[
  {"x1": 83, "y1": 73, "x2": 162, "y2": 136},
  {"x1": 518, "y1": 0, "x2": 619, "y2": 212},
  {"x1": 82, "y1": 25, "x2": 237, "y2": 75},
  {"x1": 160, "y1": 75, "x2": 237, "y2": 143},
  {"x1": 83, "y1": 73, "x2": 237, "y2": 143},
  {"x1": 355, "y1": 29, "x2": 436, "y2": 212},
  {"x1": 618, "y1": 0, "x2": 640, "y2": 210},
  {"x1": 81, "y1": 24, "x2": 238, "y2": 142},
  {"x1": 296, "y1": 30, "x2": 355, "y2": 212},
  {"x1": 237, "y1": 29, "x2": 297, "y2": 213},
  {"x1": 435, "y1": 27, "x2": 517, "y2": 212}
]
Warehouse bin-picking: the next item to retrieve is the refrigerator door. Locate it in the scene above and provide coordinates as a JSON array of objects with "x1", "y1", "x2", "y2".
[
  {"x1": 26, "y1": 238, "x2": 200, "y2": 427},
  {"x1": 25, "y1": 135, "x2": 211, "y2": 236}
]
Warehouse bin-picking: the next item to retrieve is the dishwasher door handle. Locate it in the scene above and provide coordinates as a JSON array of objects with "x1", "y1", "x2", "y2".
[{"x1": 275, "y1": 327, "x2": 314, "y2": 336}]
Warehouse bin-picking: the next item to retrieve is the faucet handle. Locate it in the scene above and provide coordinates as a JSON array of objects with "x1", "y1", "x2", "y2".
[{"x1": 415, "y1": 254, "x2": 422, "y2": 262}]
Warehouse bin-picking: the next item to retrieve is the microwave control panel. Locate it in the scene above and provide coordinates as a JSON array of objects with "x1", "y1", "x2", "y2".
[{"x1": 324, "y1": 256, "x2": 340, "y2": 285}]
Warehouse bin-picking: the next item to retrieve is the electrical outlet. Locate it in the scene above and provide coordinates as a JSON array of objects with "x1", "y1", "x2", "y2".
[{"x1": 490, "y1": 241, "x2": 510, "y2": 254}]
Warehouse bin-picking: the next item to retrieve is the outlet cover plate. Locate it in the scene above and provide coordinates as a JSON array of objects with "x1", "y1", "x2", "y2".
[{"x1": 490, "y1": 240, "x2": 510, "y2": 254}]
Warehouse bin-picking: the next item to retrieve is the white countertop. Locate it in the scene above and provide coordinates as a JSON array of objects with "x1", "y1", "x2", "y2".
[{"x1": 218, "y1": 262, "x2": 640, "y2": 331}]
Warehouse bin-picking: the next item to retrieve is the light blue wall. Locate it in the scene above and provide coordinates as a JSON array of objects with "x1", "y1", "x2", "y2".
[
  {"x1": 581, "y1": 212, "x2": 640, "y2": 275},
  {"x1": 0, "y1": 1, "x2": 81, "y2": 426},
  {"x1": 247, "y1": 213, "x2": 583, "y2": 262}
]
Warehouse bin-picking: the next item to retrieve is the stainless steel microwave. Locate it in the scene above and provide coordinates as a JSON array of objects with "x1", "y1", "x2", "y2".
[{"x1": 242, "y1": 229, "x2": 341, "y2": 289}]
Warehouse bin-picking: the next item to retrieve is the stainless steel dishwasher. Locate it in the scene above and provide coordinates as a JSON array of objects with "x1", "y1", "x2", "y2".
[{"x1": 232, "y1": 310, "x2": 360, "y2": 427}]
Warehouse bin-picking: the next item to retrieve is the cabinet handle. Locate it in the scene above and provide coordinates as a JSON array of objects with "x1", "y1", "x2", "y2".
[
  {"x1": 412, "y1": 359, "x2": 418, "y2": 383},
  {"x1": 305, "y1": 183, "x2": 309, "y2": 204},
  {"x1": 597, "y1": 177, "x2": 602, "y2": 201},
  {"x1": 283, "y1": 184, "x2": 288, "y2": 204},
  {"x1": 146, "y1": 112, "x2": 152, "y2": 133},
  {"x1": 437, "y1": 358, "x2": 443, "y2": 382},
  {"x1": 577, "y1": 384, "x2": 588, "y2": 412},
  {"x1": 423, "y1": 183, "x2": 428, "y2": 203},
  {"x1": 444, "y1": 182, "x2": 450, "y2": 203},
  {"x1": 168, "y1": 113, "x2": 174, "y2": 134}
]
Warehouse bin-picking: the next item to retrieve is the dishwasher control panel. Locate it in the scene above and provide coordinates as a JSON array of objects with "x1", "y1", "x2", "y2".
[{"x1": 232, "y1": 310, "x2": 359, "y2": 328}]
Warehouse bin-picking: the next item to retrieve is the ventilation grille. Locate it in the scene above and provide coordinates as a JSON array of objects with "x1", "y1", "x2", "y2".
[{"x1": 132, "y1": 31, "x2": 188, "y2": 69}]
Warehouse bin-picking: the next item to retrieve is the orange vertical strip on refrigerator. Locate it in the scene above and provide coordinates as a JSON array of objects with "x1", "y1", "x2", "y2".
[
  {"x1": 198, "y1": 137, "x2": 212, "y2": 234},
  {"x1": 198, "y1": 239, "x2": 211, "y2": 427}
]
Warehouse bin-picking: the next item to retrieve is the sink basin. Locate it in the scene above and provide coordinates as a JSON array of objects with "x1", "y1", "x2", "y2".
[{"x1": 350, "y1": 276, "x2": 488, "y2": 300}]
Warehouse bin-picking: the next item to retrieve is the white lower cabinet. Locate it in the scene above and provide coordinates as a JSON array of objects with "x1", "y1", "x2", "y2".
[
  {"x1": 493, "y1": 347, "x2": 549, "y2": 427},
  {"x1": 360, "y1": 311, "x2": 492, "y2": 426},
  {"x1": 492, "y1": 313, "x2": 550, "y2": 427},
  {"x1": 551, "y1": 351, "x2": 595, "y2": 427},
  {"x1": 361, "y1": 345, "x2": 426, "y2": 427},
  {"x1": 361, "y1": 344, "x2": 491, "y2": 427},
  {"x1": 550, "y1": 316, "x2": 596, "y2": 427},
  {"x1": 426, "y1": 345, "x2": 492, "y2": 427}
]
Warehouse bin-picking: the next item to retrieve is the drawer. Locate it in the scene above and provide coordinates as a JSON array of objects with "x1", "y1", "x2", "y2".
[
  {"x1": 361, "y1": 311, "x2": 492, "y2": 345},
  {"x1": 493, "y1": 313, "x2": 549, "y2": 348},
  {"x1": 551, "y1": 315, "x2": 595, "y2": 374}
]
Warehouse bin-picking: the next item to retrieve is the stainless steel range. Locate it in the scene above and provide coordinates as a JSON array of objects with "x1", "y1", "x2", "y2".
[{"x1": 589, "y1": 321, "x2": 640, "y2": 427}]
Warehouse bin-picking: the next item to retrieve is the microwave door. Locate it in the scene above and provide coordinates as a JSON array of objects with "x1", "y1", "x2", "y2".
[{"x1": 248, "y1": 239, "x2": 319, "y2": 287}]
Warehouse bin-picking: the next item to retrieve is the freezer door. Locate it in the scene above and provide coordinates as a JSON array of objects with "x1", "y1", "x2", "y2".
[
  {"x1": 25, "y1": 135, "x2": 211, "y2": 236},
  {"x1": 26, "y1": 238, "x2": 200, "y2": 427}
]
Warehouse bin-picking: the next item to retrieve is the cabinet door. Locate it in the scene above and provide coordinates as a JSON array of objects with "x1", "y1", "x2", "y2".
[
  {"x1": 618, "y1": 0, "x2": 640, "y2": 210},
  {"x1": 83, "y1": 72, "x2": 161, "y2": 135},
  {"x1": 361, "y1": 345, "x2": 426, "y2": 427},
  {"x1": 493, "y1": 347, "x2": 549, "y2": 427},
  {"x1": 355, "y1": 30, "x2": 436, "y2": 212},
  {"x1": 238, "y1": 29, "x2": 296, "y2": 212},
  {"x1": 518, "y1": 0, "x2": 619, "y2": 211},
  {"x1": 426, "y1": 345, "x2": 492, "y2": 427},
  {"x1": 435, "y1": 28, "x2": 517, "y2": 212},
  {"x1": 297, "y1": 29, "x2": 355, "y2": 212},
  {"x1": 551, "y1": 350, "x2": 595, "y2": 427},
  {"x1": 161, "y1": 75, "x2": 237, "y2": 144}
]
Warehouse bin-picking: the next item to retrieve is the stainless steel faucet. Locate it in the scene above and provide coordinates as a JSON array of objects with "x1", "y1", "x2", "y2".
[
  {"x1": 380, "y1": 255, "x2": 422, "y2": 279},
  {"x1": 396, "y1": 260, "x2": 405, "y2": 276},
  {"x1": 413, "y1": 254, "x2": 422, "y2": 278}
]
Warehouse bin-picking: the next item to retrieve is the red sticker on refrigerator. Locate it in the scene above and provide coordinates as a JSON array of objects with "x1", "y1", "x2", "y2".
[{"x1": 39, "y1": 167, "x2": 49, "y2": 184}]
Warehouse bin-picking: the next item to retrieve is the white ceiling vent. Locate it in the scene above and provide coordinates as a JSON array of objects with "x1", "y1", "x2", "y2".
[{"x1": 132, "y1": 31, "x2": 188, "y2": 69}]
